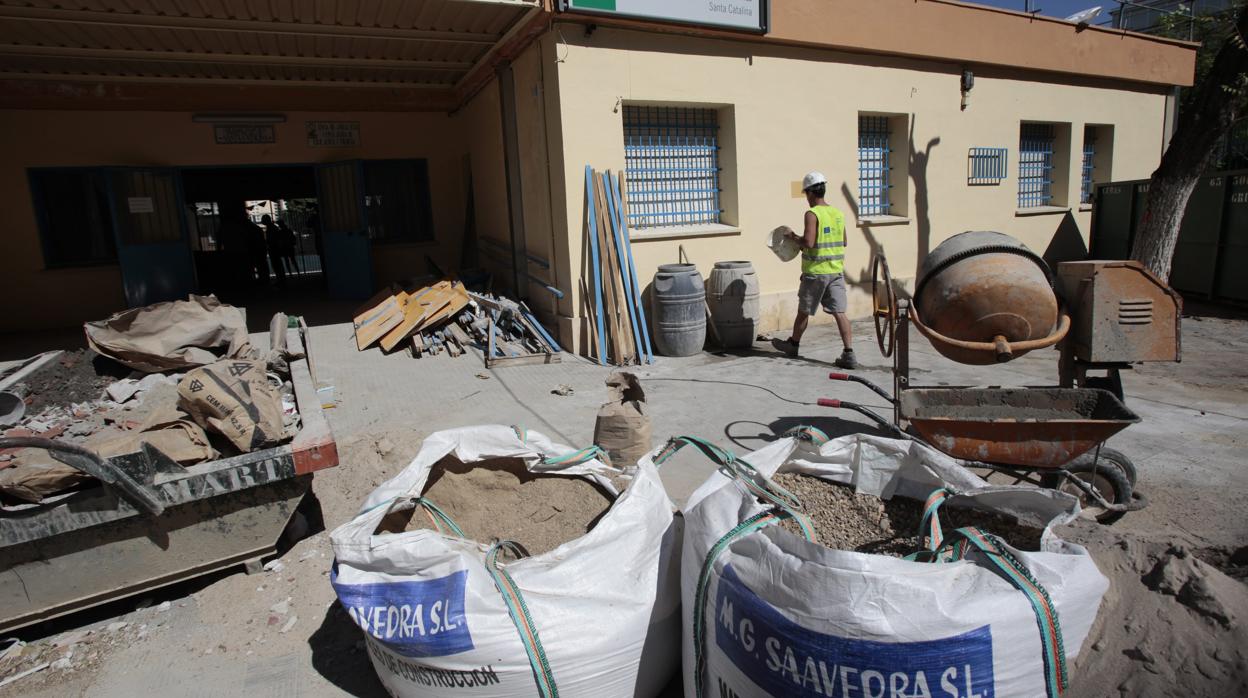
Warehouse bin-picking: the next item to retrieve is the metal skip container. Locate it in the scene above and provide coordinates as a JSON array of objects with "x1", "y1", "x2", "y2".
[
  {"x1": 913, "y1": 231, "x2": 1070, "y2": 365},
  {"x1": 652, "y1": 263, "x2": 707, "y2": 357},
  {"x1": 707, "y1": 261, "x2": 760, "y2": 349}
]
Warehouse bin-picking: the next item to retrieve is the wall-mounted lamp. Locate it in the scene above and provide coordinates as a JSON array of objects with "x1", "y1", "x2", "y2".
[
  {"x1": 960, "y1": 69, "x2": 975, "y2": 112},
  {"x1": 191, "y1": 113, "x2": 287, "y2": 124}
]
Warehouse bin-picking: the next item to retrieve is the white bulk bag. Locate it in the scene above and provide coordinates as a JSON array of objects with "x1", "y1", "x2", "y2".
[
  {"x1": 669, "y1": 431, "x2": 1109, "y2": 698},
  {"x1": 330, "y1": 425, "x2": 681, "y2": 698}
]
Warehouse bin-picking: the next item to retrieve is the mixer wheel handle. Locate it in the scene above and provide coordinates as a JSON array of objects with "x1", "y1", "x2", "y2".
[
  {"x1": 872, "y1": 254, "x2": 897, "y2": 358},
  {"x1": 910, "y1": 307, "x2": 1072, "y2": 361},
  {"x1": 993, "y1": 336, "x2": 1012, "y2": 363}
]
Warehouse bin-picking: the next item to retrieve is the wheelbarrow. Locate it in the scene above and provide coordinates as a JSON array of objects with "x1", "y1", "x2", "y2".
[{"x1": 819, "y1": 373, "x2": 1147, "y2": 524}]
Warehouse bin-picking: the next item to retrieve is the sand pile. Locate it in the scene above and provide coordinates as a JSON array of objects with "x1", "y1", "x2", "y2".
[
  {"x1": 773, "y1": 472, "x2": 1043, "y2": 555},
  {"x1": 378, "y1": 457, "x2": 617, "y2": 556},
  {"x1": 1060, "y1": 518, "x2": 1248, "y2": 696}
]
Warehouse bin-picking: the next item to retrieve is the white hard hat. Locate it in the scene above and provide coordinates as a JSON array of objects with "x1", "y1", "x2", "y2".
[{"x1": 802, "y1": 171, "x2": 828, "y2": 191}]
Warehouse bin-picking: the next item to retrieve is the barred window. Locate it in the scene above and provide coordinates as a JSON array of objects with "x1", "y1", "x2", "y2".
[
  {"x1": 858, "y1": 116, "x2": 893, "y2": 216},
  {"x1": 1081, "y1": 126, "x2": 1097, "y2": 205},
  {"x1": 623, "y1": 106, "x2": 721, "y2": 229},
  {"x1": 363, "y1": 159, "x2": 434, "y2": 243},
  {"x1": 29, "y1": 169, "x2": 118, "y2": 267},
  {"x1": 1019, "y1": 123, "x2": 1056, "y2": 208}
]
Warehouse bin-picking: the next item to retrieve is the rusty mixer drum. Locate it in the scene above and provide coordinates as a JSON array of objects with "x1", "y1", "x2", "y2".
[{"x1": 913, "y1": 231, "x2": 1068, "y2": 365}]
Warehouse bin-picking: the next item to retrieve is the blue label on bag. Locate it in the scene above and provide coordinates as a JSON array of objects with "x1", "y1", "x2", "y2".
[
  {"x1": 332, "y1": 567, "x2": 474, "y2": 657},
  {"x1": 714, "y1": 565, "x2": 995, "y2": 697}
]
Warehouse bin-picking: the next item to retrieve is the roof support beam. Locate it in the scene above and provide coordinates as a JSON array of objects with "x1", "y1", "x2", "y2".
[
  {"x1": 0, "y1": 71, "x2": 450, "y2": 90},
  {"x1": 0, "y1": 76, "x2": 459, "y2": 111},
  {"x1": 0, "y1": 6, "x2": 501, "y2": 45},
  {"x1": 0, "y1": 45, "x2": 473, "y2": 72}
]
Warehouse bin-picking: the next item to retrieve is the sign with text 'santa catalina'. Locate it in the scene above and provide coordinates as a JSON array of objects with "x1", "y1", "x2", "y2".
[{"x1": 559, "y1": 0, "x2": 768, "y2": 33}]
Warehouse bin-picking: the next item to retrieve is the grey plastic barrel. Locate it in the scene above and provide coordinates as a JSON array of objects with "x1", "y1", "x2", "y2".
[
  {"x1": 707, "y1": 261, "x2": 760, "y2": 348},
  {"x1": 651, "y1": 264, "x2": 707, "y2": 357}
]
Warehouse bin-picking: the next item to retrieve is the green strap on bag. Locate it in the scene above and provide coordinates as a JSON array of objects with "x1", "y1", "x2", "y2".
[{"x1": 484, "y1": 541, "x2": 559, "y2": 698}]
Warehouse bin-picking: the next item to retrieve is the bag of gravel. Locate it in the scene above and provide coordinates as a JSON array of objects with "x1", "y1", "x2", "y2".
[
  {"x1": 329, "y1": 425, "x2": 681, "y2": 698},
  {"x1": 670, "y1": 430, "x2": 1109, "y2": 698}
]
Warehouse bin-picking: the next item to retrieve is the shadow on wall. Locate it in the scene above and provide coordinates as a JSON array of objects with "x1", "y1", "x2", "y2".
[
  {"x1": 844, "y1": 116, "x2": 940, "y2": 292},
  {"x1": 1042, "y1": 211, "x2": 1090, "y2": 269},
  {"x1": 909, "y1": 120, "x2": 941, "y2": 282}
]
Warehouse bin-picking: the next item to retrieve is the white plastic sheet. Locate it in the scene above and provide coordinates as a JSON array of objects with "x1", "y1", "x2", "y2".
[
  {"x1": 672, "y1": 432, "x2": 1109, "y2": 698},
  {"x1": 330, "y1": 425, "x2": 681, "y2": 697}
]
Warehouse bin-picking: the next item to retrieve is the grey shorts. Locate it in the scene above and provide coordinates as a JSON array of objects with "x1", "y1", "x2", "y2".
[{"x1": 797, "y1": 273, "x2": 847, "y2": 315}]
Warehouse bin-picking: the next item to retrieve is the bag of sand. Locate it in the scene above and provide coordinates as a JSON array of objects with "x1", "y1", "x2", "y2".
[
  {"x1": 329, "y1": 425, "x2": 681, "y2": 698},
  {"x1": 671, "y1": 430, "x2": 1109, "y2": 698}
]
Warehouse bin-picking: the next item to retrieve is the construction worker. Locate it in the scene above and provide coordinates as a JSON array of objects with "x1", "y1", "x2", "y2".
[{"x1": 775, "y1": 171, "x2": 858, "y2": 369}]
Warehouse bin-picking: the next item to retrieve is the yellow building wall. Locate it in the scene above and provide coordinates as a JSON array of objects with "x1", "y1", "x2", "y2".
[
  {"x1": 552, "y1": 28, "x2": 1170, "y2": 348},
  {"x1": 459, "y1": 81, "x2": 514, "y2": 292},
  {"x1": 0, "y1": 109, "x2": 466, "y2": 331},
  {"x1": 457, "y1": 35, "x2": 571, "y2": 327}
]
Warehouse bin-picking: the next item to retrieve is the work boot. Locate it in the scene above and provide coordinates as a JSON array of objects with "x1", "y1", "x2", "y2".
[
  {"x1": 834, "y1": 348, "x2": 859, "y2": 370},
  {"x1": 771, "y1": 337, "x2": 800, "y2": 356}
]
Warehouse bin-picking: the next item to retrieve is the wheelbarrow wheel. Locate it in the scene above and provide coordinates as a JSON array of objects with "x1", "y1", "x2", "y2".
[
  {"x1": 1043, "y1": 453, "x2": 1133, "y2": 524},
  {"x1": 872, "y1": 254, "x2": 897, "y2": 358}
]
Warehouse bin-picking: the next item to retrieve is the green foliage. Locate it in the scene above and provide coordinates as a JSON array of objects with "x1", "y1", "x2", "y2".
[
  {"x1": 1156, "y1": 1, "x2": 1246, "y2": 105},
  {"x1": 1157, "y1": 1, "x2": 1248, "y2": 169}
]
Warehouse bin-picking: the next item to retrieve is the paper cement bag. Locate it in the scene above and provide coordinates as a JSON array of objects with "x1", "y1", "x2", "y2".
[
  {"x1": 85, "y1": 294, "x2": 254, "y2": 373},
  {"x1": 329, "y1": 425, "x2": 682, "y2": 698},
  {"x1": 92, "y1": 407, "x2": 217, "y2": 465},
  {"x1": 0, "y1": 448, "x2": 92, "y2": 503},
  {"x1": 672, "y1": 431, "x2": 1109, "y2": 698},
  {"x1": 593, "y1": 372, "x2": 652, "y2": 466},
  {"x1": 177, "y1": 359, "x2": 283, "y2": 453}
]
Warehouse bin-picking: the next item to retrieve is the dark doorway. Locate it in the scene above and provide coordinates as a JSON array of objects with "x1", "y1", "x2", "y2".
[{"x1": 179, "y1": 165, "x2": 326, "y2": 309}]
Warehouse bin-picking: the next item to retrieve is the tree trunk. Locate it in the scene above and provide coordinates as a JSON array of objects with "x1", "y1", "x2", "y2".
[{"x1": 1131, "y1": 5, "x2": 1248, "y2": 278}]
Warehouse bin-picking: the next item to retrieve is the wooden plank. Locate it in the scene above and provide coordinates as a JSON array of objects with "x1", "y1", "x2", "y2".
[
  {"x1": 580, "y1": 277, "x2": 600, "y2": 362},
  {"x1": 377, "y1": 280, "x2": 453, "y2": 352},
  {"x1": 583, "y1": 165, "x2": 607, "y2": 364},
  {"x1": 591, "y1": 172, "x2": 618, "y2": 363},
  {"x1": 485, "y1": 352, "x2": 561, "y2": 369},
  {"x1": 594, "y1": 170, "x2": 632, "y2": 364},
  {"x1": 620, "y1": 170, "x2": 631, "y2": 231},
  {"x1": 412, "y1": 285, "x2": 470, "y2": 334},
  {"x1": 592, "y1": 172, "x2": 623, "y2": 364},
  {"x1": 605, "y1": 170, "x2": 645, "y2": 364},
  {"x1": 352, "y1": 285, "x2": 407, "y2": 351}
]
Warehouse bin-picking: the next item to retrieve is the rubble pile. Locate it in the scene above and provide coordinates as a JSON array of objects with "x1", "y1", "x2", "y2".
[{"x1": 0, "y1": 296, "x2": 301, "y2": 508}]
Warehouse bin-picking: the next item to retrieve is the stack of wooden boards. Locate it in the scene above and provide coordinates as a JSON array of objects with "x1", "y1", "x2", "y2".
[
  {"x1": 352, "y1": 280, "x2": 561, "y2": 367},
  {"x1": 583, "y1": 166, "x2": 654, "y2": 366}
]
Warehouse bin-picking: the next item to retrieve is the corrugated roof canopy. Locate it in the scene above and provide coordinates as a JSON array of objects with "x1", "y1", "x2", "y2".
[{"x1": 0, "y1": 0, "x2": 538, "y2": 89}]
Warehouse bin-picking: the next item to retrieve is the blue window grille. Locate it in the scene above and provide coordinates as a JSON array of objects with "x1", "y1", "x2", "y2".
[
  {"x1": 622, "y1": 106, "x2": 720, "y2": 228},
  {"x1": 1081, "y1": 128, "x2": 1097, "y2": 204},
  {"x1": 858, "y1": 116, "x2": 892, "y2": 216},
  {"x1": 1018, "y1": 123, "x2": 1055, "y2": 208},
  {"x1": 968, "y1": 148, "x2": 1008, "y2": 185}
]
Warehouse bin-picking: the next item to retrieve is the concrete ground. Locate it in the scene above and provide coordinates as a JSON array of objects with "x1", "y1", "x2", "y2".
[{"x1": 4, "y1": 309, "x2": 1246, "y2": 696}]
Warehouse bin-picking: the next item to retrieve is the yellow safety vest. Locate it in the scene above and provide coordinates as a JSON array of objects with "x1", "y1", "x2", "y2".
[{"x1": 802, "y1": 205, "x2": 846, "y2": 275}]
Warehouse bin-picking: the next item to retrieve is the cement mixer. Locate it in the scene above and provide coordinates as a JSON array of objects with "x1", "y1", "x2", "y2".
[
  {"x1": 912, "y1": 231, "x2": 1069, "y2": 365},
  {"x1": 819, "y1": 231, "x2": 1181, "y2": 523}
]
